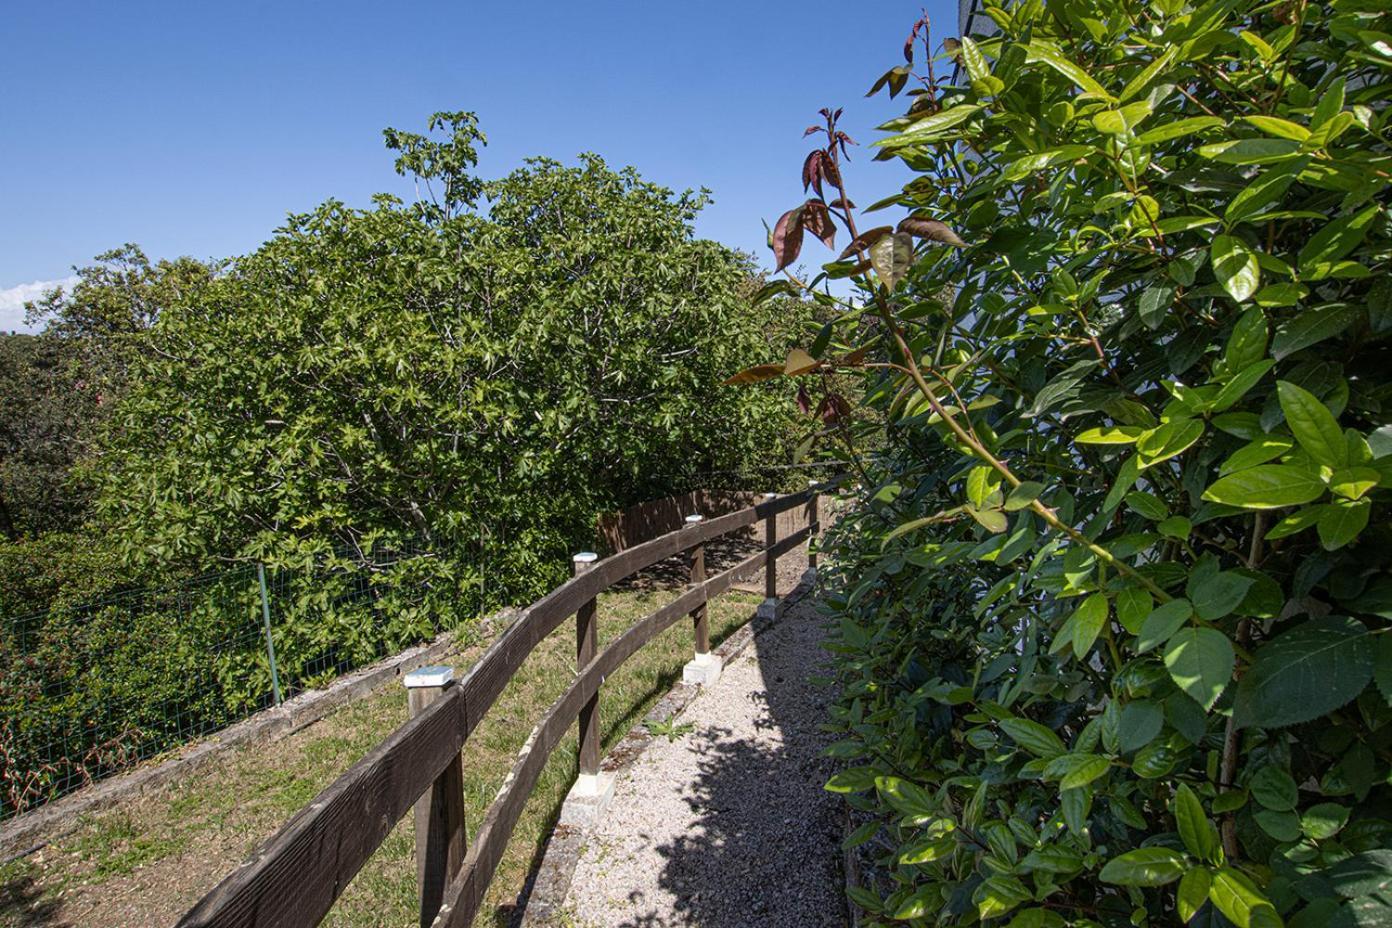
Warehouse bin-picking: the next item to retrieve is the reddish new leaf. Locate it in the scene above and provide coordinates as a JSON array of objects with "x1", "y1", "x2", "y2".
[
  {"x1": 785, "y1": 347, "x2": 820, "y2": 376},
  {"x1": 803, "y1": 200, "x2": 836, "y2": 250},
  {"x1": 818, "y1": 392, "x2": 852, "y2": 425},
  {"x1": 820, "y1": 154, "x2": 843, "y2": 191},
  {"x1": 838, "y1": 225, "x2": 894, "y2": 259},
  {"x1": 796, "y1": 385, "x2": 812, "y2": 415},
  {"x1": 772, "y1": 207, "x2": 805, "y2": 271},
  {"x1": 898, "y1": 216, "x2": 967, "y2": 247},
  {"x1": 724, "y1": 363, "x2": 784, "y2": 385},
  {"x1": 802, "y1": 150, "x2": 825, "y2": 196}
]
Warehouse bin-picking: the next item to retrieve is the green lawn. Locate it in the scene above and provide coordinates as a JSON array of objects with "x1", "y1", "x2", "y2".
[{"x1": 0, "y1": 583, "x2": 763, "y2": 928}]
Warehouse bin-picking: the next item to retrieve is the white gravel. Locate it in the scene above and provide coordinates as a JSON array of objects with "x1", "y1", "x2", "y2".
[{"x1": 565, "y1": 594, "x2": 844, "y2": 927}]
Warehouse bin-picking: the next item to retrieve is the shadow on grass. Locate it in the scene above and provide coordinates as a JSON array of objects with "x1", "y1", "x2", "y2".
[{"x1": 0, "y1": 864, "x2": 66, "y2": 928}]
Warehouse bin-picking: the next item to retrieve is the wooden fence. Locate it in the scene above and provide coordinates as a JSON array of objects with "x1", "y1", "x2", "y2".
[{"x1": 177, "y1": 484, "x2": 828, "y2": 928}]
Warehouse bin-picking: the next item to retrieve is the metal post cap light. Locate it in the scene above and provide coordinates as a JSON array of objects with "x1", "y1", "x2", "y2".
[
  {"x1": 573, "y1": 551, "x2": 599, "y2": 564},
  {"x1": 684, "y1": 514, "x2": 703, "y2": 523},
  {"x1": 404, "y1": 665, "x2": 454, "y2": 689}
]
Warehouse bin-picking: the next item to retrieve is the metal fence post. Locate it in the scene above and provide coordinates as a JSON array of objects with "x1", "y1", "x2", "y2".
[
  {"x1": 405, "y1": 666, "x2": 466, "y2": 928},
  {"x1": 681, "y1": 514, "x2": 721, "y2": 686},
  {"x1": 573, "y1": 552, "x2": 601, "y2": 781},
  {"x1": 758, "y1": 492, "x2": 779, "y2": 619},
  {"x1": 257, "y1": 563, "x2": 283, "y2": 706}
]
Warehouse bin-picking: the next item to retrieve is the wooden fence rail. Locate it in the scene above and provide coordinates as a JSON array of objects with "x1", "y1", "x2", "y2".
[{"x1": 177, "y1": 484, "x2": 829, "y2": 928}]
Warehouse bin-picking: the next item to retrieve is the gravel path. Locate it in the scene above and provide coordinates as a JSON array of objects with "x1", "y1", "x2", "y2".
[{"x1": 565, "y1": 593, "x2": 844, "y2": 928}]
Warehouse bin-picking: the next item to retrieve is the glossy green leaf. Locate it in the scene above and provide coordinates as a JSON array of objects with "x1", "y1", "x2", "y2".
[
  {"x1": 1138, "y1": 599, "x2": 1193, "y2": 652},
  {"x1": 1175, "y1": 783, "x2": 1219, "y2": 861},
  {"x1": 1202, "y1": 464, "x2": 1326, "y2": 509},
  {"x1": 1278, "y1": 380, "x2": 1348, "y2": 467},
  {"x1": 1213, "y1": 235, "x2": 1261, "y2": 302},
  {"x1": 1164, "y1": 627, "x2": 1235, "y2": 711},
  {"x1": 1098, "y1": 847, "x2": 1187, "y2": 886},
  {"x1": 1234, "y1": 616, "x2": 1374, "y2": 728}
]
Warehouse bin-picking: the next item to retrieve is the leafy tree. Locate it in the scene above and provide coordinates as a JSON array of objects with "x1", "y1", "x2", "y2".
[
  {"x1": 739, "y1": 3, "x2": 1392, "y2": 926},
  {"x1": 0, "y1": 247, "x2": 217, "y2": 541},
  {"x1": 95, "y1": 114, "x2": 804, "y2": 612}
]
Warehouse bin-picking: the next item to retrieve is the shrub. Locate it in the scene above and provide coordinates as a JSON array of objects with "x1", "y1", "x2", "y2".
[{"x1": 744, "y1": 3, "x2": 1392, "y2": 926}]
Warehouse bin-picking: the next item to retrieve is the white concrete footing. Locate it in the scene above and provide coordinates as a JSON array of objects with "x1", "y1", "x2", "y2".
[
  {"x1": 682, "y1": 651, "x2": 723, "y2": 687},
  {"x1": 801, "y1": 567, "x2": 818, "y2": 585},
  {"x1": 558, "y1": 771, "x2": 617, "y2": 827},
  {"x1": 756, "y1": 597, "x2": 778, "y2": 619}
]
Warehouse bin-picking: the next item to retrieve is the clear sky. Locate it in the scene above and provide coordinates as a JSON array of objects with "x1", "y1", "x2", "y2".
[{"x1": 0, "y1": 1, "x2": 956, "y2": 331}]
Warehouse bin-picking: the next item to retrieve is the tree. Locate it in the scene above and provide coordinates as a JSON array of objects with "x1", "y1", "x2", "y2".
[
  {"x1": 94, "y1": 114, "x2": 805, "y2": 612},
  {"x1": 0, "y1": 247, "x2": 217, "y2": 541}
]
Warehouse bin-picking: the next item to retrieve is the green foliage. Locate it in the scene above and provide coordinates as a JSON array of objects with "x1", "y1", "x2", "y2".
[
  {"x1": 92, "y1": 118, "x2": 802, "y2": 615},
  {"x1": 0, "y1": 539, "x2": 457, "y2": 818},
  {"x1": 751, "y1": 2, "x2": 1392, "y2": 925},
  {"x1": 0, "y1": 246, "x2": 217, "y2": 542}
]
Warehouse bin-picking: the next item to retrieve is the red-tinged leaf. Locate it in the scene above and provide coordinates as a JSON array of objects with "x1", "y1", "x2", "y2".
[
  {"x1": 723, "y1": 363, "x2": 784, "y2": 385},
  {"x1": 796, "y1": 385, "x2": 812, "y2": 415},
  {"x1": 819, "y1": 392, "x2": 852, "y2": 424},
  {"x1": 773, "y1": 207, "x2": 805, "y2": 271},
  {"x1": 868, "y1": 66, "x2": 911, "y2": 99},
  {"x1": 802, "y1": 150, "x2": 823, "y2": 194},
  {"x1": 803, "y1": 201, "x2": 836, "y2": 250},
  {"x1": 821, "y1": 154, "x2": 843, "y2": 191},
  {"x1": 842, "y1": 346, "x2": 870, "y2": 366},
  {"x1": 829, "y1": 197, "x2": 856, "y2": 210},
  {"x1": 785, "y1": 347, "x2": 819, "y2": 375},
  {"x1": 898, "y1": 217, "x2": 967, "y2": 247},
  {"x1": 804, "y1": 125, "x2": 821, "y2": 137},
  {"x1": 839, "y1": 225, "x2": 895, "y2": 259}
]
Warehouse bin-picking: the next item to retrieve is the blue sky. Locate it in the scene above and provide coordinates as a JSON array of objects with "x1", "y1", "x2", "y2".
[{"x1": 0, "y1": 1, "x2": 955, "y2": 330}]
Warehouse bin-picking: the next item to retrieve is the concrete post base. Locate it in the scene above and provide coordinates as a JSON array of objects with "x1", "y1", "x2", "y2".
[
  {"x1": 558, "y1": 771, "x2": 617, "y2": 827},
  {"x1": 682, "y1": 652, "x2": 723, "y2": 687},
  {"x1": 756, "y1": 597, "x2": 778, "y2": 620}
]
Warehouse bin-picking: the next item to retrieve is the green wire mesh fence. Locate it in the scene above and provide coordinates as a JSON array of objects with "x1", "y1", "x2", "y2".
[{"x1": 0, "y1": 538, "x2": 459, "y2": 821}]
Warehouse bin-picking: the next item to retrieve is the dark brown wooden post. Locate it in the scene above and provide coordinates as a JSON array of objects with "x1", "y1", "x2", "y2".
[
  {"x1": 404, "y1": 666, "x2": 466, "y2": 928},
  {"x1": 806, "y1": 479, "x2": 820, "y2": 573},
  {"x1": 681, "y1": 514, "x2": 722, "y2": 685},
  {"x1": 685, "y1": 514, "x2": 709, "y2": 654},
  {"x1": 573, "y1": 551, "x2": 600, "y2": 779},
  {"x1": 760, "y1": 491, "x2": 778, "y2": 618}
]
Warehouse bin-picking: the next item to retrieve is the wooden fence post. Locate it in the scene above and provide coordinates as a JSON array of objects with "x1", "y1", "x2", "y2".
[
  {"x1": 759, "y1": 492, "x2": 779, "y2": 619},
  {"x1": 573, "y1": 552, "x2": 600, "y2": 780},
  {"x1": 681, "y1": 514, "x2": 721, "y2": 686},
  {"x1": 806, "y1": 479, "x2": 821, "y2": 576},
  {"x1": 404, "y1": 666, "x2": 466, "y2": 928}
]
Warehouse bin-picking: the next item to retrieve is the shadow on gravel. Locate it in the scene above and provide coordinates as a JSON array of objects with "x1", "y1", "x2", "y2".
[{"x1": 635, "y1": 595, "x2": 844, "y2": 928}]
